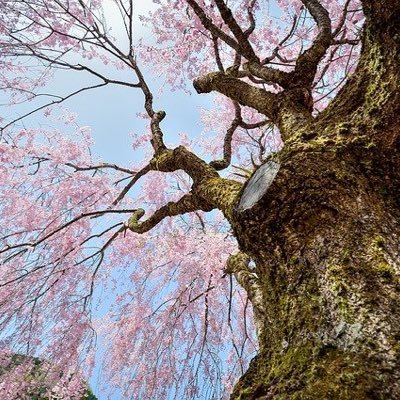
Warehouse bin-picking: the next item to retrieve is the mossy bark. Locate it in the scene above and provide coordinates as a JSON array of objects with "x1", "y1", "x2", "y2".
[{"x1": 229, "y1": 4, "x2": 400, "y2": 399}]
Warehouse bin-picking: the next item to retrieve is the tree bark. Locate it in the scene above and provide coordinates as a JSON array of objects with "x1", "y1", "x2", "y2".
[{"x1": 229, "y1": 3, "x2": 400, "y2": 399}]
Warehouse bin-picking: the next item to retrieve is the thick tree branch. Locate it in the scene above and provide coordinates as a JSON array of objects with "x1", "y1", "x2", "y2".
[
  {"x1": 293, "y1": 0, "x2": 332, "y2": 87},
  {"x1": 127, "y1": 193, "x2": 206, "y2": 234},
  {"x1": 213, "y1": 0, "x2": 258, "y2": 61},
  {"x1": 150, "y1": 147, "x2": 219, "y2": 184},
  {"x1": 193, "y1": 72, "x2": 277, "y2": 120},
  {"x1": 194, "y1": 71, "x2": 315, "y2": 136},
  {"x1": 242, "y1": 62, "x2": 290, "y2": 88},
  {"x1": 142, "y1": 146, "x2": 243, "y2": 220},
  {"x1": 190, "y1": 1, "x2": 336, "y2": 134},
  {"x1": 185, "y1": 0, "x2": 240, "y2": 53}
]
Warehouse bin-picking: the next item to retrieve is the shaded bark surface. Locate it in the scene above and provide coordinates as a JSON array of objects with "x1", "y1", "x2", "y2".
[{"x1": 229, "y1": 4, "x2": 400, "y2": 398}]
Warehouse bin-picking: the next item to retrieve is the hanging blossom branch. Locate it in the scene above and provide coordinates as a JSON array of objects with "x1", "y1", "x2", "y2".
[
  {"x1": 0, "y1": 209, "x2": 138, "y2": 256},
  {"x1": 81, "y1": 223, "x2": 127, "y2": 309},
  {"x1": 0, "y1": 221, "x2": 124, "y2": 289}
]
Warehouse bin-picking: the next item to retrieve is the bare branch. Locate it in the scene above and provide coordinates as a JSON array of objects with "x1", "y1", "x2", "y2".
[
  {"x1": 209, "y1": 102, "x2": 242, "y2": 170},
  {"x1": 112, "y1": 163, "x2": 152, "y2": 206},
  {"x1": 1, "y1": 82, "x2": 107, "y2": 132},
  {"x1": 262, "y1": 11, "x2": 301, "y2": 64},
  {"x1": 333, "y1": 0, "x2": 352, "y2": 37},
  {"x1": 243, "y1": 0, "x2": 258, "y2": 38},
  {"x1": 128, "y1": 54, "x2": 167, "y2": 153},
  {"x1": 65, "y1": 162, "x2": 136, "y2": 175}
]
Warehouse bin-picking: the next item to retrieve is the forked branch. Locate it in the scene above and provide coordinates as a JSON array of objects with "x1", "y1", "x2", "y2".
[{"x1": 185, "y1": 0, "x2": 240, "y2": 53}]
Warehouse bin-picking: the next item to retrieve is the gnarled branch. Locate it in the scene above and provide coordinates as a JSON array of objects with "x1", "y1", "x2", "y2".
[
  {"x1": 210, "y1": 102, "x2": 269, "y2": 171},
  {"x1": 127, "y1": 193, "x2": 206, "y2": 234}
]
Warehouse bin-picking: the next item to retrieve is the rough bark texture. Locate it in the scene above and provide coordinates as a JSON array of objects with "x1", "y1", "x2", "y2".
[{"x1": 227, "y1": 3, "x2": 400, "y2": 399}]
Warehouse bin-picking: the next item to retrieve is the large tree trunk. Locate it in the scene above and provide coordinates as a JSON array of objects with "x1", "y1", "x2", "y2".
[{"x1": 230, "y1": 3, "x2": 400, "y2": 399}]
